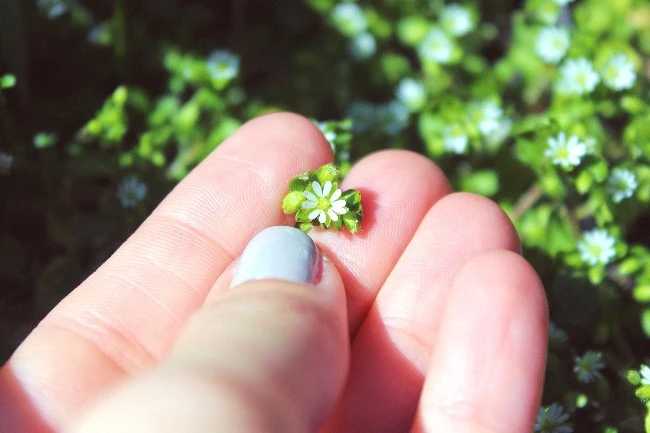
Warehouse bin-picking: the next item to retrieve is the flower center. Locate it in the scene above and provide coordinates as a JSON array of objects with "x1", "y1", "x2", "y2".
[
  {"x1": 317, "y1": 197, "x2": 330, "y2": 210},
  {"x1": 556, "y1": 147, "x2": 569, "y2": 159}
]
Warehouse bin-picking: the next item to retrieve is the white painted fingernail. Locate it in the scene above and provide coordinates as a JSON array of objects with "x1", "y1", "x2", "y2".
[{"x1": 231, "y1": 226, "x2": 321, "y2": 288}]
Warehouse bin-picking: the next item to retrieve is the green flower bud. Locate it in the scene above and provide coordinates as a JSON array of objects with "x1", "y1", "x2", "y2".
[{"x1": 282, "y1": 191, "x2": 305, "y2": 214}]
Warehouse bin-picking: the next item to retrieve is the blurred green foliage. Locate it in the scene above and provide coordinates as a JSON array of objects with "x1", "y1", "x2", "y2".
[{"x1": 2, "y1": 0, "x2": 650, "y2": 430}]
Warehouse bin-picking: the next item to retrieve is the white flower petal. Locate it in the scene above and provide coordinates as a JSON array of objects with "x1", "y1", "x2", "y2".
[
  {"x1": 328, "y1": 209, "x2": 339, "y2": 221},
  {"x1": 308, "y1": 209, "x2": 321, "y2": 221},
  {"x1": 318, "y1": 210, "x2": 327, "y2": 224},
  {"x1": 312, "y1": 181, "x2": 323, "y2": 197},
  {"x1": 302, "y1": 201, "x2": 317, "y2": 209},
  {"x1": 304, "y1": 191, "x2": 317, "y2": 202},
  {"x1": 330, "y1": 189, "x2": 342, "y2": 201},
  {"x1": 332, "y1": 199, "x2": 347, "y2": 209},
  {"x1": 323, "y1": 181, "x2": 332, "y2": 197}
]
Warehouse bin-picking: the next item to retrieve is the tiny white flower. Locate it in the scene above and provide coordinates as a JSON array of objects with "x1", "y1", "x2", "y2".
[
  {"x1": 313, "y1": 120, "x2": 337, "y2": 151},
  {"x1": 578, "y1": 229, "x2": 616, "y2": 266},
  {"x1": 601, "y1": 54, "x2": 636, "y2": 91},
  {"x1": 535, "y1": 403, "x2": 572, "y2": 433},
  {"x1": 418, "y1": 29, "x2": 454, "y2": 64},
  {"x1": 640, "y1": 365, "x2": 650, "y2": 386},
  {"x1": 545, "y1": 132, "x2": 587, "y2": 169},
  {"x1": 470, "y1": 100, "x2": 503, "y2": 136},
  {"x1": 207, "y1": 50, "x2": 240, "y2": 81},
  {"x1": 556, "y1": 58, "x2": 600, "y2": 95},
  {"x1": 331, "y1": 3, "x2": 367, "y2": 37},
  {"x1": 536, "y1": 27, "x2": 570, "y2": 64},
  {"x1": 348, "y1": 32, "x2": 377, "y2": 61},
  {"x1": 553, "y1": 0, "x2": 575, "y2": 6},
  {"x1": 396, "y1": 78, "x2": 427, "y2": 112},
  {"x1": 443, "y1": 125, "x2": 469, "y2": 154},
  {"x1": 117, "y1": 176, "x2": 148, "y2": 209},
  {"x1": 302, "y1": 181, "x2": 348, "y2": 224},
  {"x1": 608, "y1": 167, "x2": 637, "y2": 203},
  {"x1": 38, "y1": 0, "x2": 68, "y2": 19},
  {"x1": 440, "y1": 4, "x2": 473, "y2": 37},
  {"x1": 0, "y1": 152, "x2": 14, "y2": 175},
  {"x1": 574, "y1": 351, "x2": 605, "y2": 383}
]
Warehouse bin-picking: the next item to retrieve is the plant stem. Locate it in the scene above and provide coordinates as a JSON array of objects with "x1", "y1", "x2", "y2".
[{"x1": 512, "y1": 183, "x2": 543, "y2": 221}]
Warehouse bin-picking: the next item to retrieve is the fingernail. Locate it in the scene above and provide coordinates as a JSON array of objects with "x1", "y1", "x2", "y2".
[{"x1": 231, "y1": 226, "x2": 321, "y2": 288}]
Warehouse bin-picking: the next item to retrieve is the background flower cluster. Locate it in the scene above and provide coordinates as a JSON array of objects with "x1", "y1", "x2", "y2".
[{"x1": 1, "y1": 0, "x2": 650, "y2": 431}]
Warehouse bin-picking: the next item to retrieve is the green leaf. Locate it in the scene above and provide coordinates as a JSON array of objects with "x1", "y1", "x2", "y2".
[
  {"x1": 460, "y1": 170, "x2": 500, "y2": 197},
  {"x1": 397, "y1": 16, "x2": 430, "y2": 46},
  {"x1": 0, "y1": 74, "x2": 16, "y2": 89},
  {"x1": 575, "y1": 171, "x2": 593, "y2": 194},
  {"x1": 627, "y1": 370, "x2": 642, "y2": 386},
  {"x1": 33, "y1": 132, "x2": 57, "y2": 149},
  {"x1": 588, "y1": 265, "x2": 605, "y2": 285},
  {"x1": 641, "y1": 308, "x2": 650, "y2": 338},
  {"x1": 634, "y1": 285, "x2": 650, "y2": 303}
]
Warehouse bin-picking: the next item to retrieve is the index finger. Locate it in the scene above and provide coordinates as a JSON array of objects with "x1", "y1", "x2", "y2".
[{"x1": 0, "y1": 113, "x2": 332, "y2": 432}]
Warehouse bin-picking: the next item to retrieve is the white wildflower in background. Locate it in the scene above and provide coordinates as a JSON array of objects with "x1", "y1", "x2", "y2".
[
  {"x1": 87, "y1": 23, "x2": 112, "y2": 46},
  {"x1": 574, "y1": 351, "x2": 605, "y2": 383},
  {"x1": 207, "y1": 50, "x2": 240, "y2": 81},
  {"x1": 556, "y1": 58, "x2": 600, "y2": 95},
  {"x1": 470, "y1": 100, "x2": 503, "y2": 136},
  {"x1": 0, "y1": 152, "x2": 14, "y2": 175},
  {"x1": 38, "y1": 0, "x2": 68, "y2": 19},
  {"x1": 553, "y1": 0, "x2": 576, "y2": 6},
  {"x1": 396, "y1": 78, "x2": 427, "y2": 112},
  {"x1": 548, "y1": 322, "x2": 569, "y2": 347},
  {"x1": 313, "y1": 120, "x2": 337, "y2": 150},
  {"x1": 443, "y1": 125, "x2": 469, "y2": 154},
  {"x1": 348, "y1": 32, "x2": 377, "y2": 61},
  {"x1": 640, "y1": 365, "x2": 650, "y2": 385},
  {"x1": 418, "y1": 29, "x2": 454, "y2": 64},
  {"x1": 545, "y1": 132, "x2": 587, "y2": 169},
  {"x1": 117, "y1": 176, "x2": 148, "y2": 209},
  {"x1": 608, "y1": 168, "x2": 637, "y2": 203},
  {"x1": 536, "y1": 27, "x2": 570, "y2": 64},
  {"x1": 535, "y1": 403, "x2": 573, "y2": 433},
  {"x1": 601, "y1": 54, "x2": 636, "y2": 91},
  {"x1": 440, "y1": 4, "x2": 474, "y2": 37},
  {"x1": 578, "y1": 229, "x2": 616, "y2": 266},
  {"x1": 302, "y1": 181, "x2": 348, "y2": 223},
  {"x1": 378, "y1": 101, "x2": 410, "y2": 136},
  {"x1": 331, "y1": 3, "x2": 367, "y2": 37}
]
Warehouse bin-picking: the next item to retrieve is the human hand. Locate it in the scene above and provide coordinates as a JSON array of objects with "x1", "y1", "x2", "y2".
[{"x1": 0, "y1": 113, "x2": 548, "y2": 433}]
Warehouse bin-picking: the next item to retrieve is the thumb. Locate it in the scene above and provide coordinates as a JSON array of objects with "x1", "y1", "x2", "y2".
[{"x1": 68, "y1": 226, "x2": 350, "y2": 433}]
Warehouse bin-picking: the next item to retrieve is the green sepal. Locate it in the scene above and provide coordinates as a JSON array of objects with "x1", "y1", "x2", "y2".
[
  {"x1": 331, "y1": 218, "x2": 343, "y2": 231},
  {"x1": 298, "y1": 222, "x2": 313, "y2": 233},
  {"x1": 315, "y1": 164, "x2": 340, "y2": 183},
  {"x1": 342, "y1": 211, "x2": 361, "y2": 234},
  {"x1": 341, "y1": 189, "x2": 362, "y2": 210},
  {"x1": 282, "y1": 191, "x2": 305, "y2": 214},
  {"x1": 289, "y1": 172, "x2": 312, "y2": 192}
]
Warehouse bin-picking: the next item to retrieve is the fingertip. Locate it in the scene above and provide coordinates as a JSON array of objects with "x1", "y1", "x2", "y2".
[
  {"x1": 415, "y1": 249, "x2": 547, "y2": 433},
  {"x1": 430, "y1": 192, "x2": 521, "y2": 254}
]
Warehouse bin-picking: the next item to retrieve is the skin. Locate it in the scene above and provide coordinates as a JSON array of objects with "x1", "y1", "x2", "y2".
[{"x1": 0, "y1": 112, "x2": 548, "y2": 433}]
